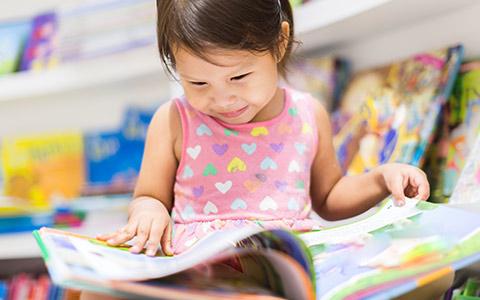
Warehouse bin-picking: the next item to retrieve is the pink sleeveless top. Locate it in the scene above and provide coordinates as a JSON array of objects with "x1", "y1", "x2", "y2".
[{"x1": 171, "y1": 87, "x2": 323, "y2": 253}]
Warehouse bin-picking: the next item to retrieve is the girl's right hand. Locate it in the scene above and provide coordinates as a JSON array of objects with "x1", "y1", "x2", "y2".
[{"x1": 97, "y1": 198, "x2": 173, "y2": 256}]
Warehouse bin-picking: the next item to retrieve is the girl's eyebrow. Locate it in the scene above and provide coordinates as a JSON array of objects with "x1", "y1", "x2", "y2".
[
  {"x1": 178, "y1": 73, "x2": 204, "y2": 81},
  {"x1": 179, "y1": 61, "x2": 255, "y2": 82}
]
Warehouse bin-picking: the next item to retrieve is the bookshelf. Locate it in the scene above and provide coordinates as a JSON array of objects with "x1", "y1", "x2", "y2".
[
  {"x1": 1, "y1": 0, "x2": 478, "y2": 103},
  {"x1": 0, "y1": 208, "x2": 128, "y2": 261},
  {"x1": 0, "y1": 46, "x2": 169, "y2": 103}
]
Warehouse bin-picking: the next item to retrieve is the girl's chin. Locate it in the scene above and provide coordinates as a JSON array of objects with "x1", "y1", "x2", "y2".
[{"x1": 215, "y1": 115, "x2": 253, "y2": 125}]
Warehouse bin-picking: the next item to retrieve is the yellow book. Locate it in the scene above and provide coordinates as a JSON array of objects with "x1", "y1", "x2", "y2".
[{"x1": 1, "y1": 132, "x2": 84, "y2": 207}]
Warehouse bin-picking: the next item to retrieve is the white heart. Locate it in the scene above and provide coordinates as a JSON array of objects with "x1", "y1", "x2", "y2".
[
  {"x1": 294, "y1": 143, "x2": 306, "y2": 155},
  {"x1": 288, "y1": 198, "x2": 300, "y2": 211},
  {"x1": 187, "y1": 145, "x2": 201, "y2": 159},
  {"x1": 291, "y1": 92, "x2": 303, "y2": 103},
  {"x1": 231, "y1": 198, "x2": 247, "y2": 210},
  {"x1": 182, "y1": 205, "x2": 196, "y2": 220},
  {"x1": 215, "y1": 180, "x2": 233, "y2": 194},
  {"x1": 259, "y1": 196, "x2": 278, "y2": 211},
  {"x1": 182, "y1": 165, "x2": 194, "y2": 179},
  {"x1": 203, "y1": 201, "x2": 218, "y2": 215},
  {"x1": 288, "y1": 160, "x2": 301, "y2": 173}
]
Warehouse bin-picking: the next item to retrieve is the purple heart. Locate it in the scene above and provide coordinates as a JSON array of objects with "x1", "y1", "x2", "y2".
[
  {"x1": 193, "y1": 186, "x2": 204, "y2": 197},
  {"x1": 270, "y1": 143, "x2": 284, "y2": 153},
  {"x1": 212, "y1": 143, "x2": 228, "y2": 156},
  {"x1": 255, "y1": 173, "x2": 267, "y2": 182},
  {"x1": 274, "y1": 180, "x2": 288, "y2": 192}
]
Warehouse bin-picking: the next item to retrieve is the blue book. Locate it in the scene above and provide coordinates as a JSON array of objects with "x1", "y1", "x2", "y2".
[
  {"x1": 0, "y1": 20, "x2": 31, "y2": 75},
  {"x1": 0, "y1": 281, "x2": 7, "y2": 300},
  {"x1": 83, "y1": 106, "x2": 155, "y2": 195},
  {"x1": 0, "y1": 212, "x2": 54, "y2": 234}
]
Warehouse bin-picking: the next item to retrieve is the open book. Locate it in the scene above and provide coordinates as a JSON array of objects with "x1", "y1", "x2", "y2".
[{"x1": 34, "y1": 198, "x2": 480, "y2": 300}]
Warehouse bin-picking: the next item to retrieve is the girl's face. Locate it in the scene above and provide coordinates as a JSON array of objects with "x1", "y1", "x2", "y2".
[{"x1": 174, "y1": 47, "x2": 282, "y2": 125}]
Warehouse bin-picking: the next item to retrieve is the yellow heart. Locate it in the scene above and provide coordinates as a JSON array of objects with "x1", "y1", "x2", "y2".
[
  {"x1": 251, "y1": 127, "x2": 269, "y2": 137},
  {"x1": 302, "y1": 123, "x2": 313, "y2": 134},
  {"x1": 277, "y1": 123, "x2": 292, "y2": 134},
  {"x1": 244, "y1": 180, "x2": 261, "y2": 192},
  {"x1": 227, "y1": 157, "x2": 247, "y2": 173}
]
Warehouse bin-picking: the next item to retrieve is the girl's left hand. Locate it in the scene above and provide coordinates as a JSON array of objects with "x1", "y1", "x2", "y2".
[{"x1": 376, "y1": 163, "x2": 430, "y2": 206}]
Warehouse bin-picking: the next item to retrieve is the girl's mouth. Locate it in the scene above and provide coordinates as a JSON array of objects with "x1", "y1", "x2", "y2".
[{"x1": 218, "y1": 105, "x2": 249, "y2": 118}]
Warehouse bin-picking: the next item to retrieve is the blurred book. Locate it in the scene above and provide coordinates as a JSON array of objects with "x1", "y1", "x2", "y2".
[
  {"x1": 286, "y1": 56, "x2": 350, "y2": 112},
  {"x1": 334, "y1": 45, "x2": 463, "y2": 174},
  {"x1": 19, "y1": 11, "x2": 59, "y2": 71},
  {"x1": 424, "y1": 61, "x2": 480, "y2": 203},
  {"x1": 0, "y1": 197, "x2": 54, "y2": 234},
  {"x1": 2, "y1": 274, "x2": 57, "y2": 300},
  {"x1": 0, "y1": 20, "x2": 31, "y2": 75},
  {"x1": 82, "y1": 107, "x2": 154, "y2": 195},
  {"x1": 443, "y1": 61, "x2": 480, "y2": 200},
  {"x1": 0, "y1": 133, "x2": 85, "y2": 207},
  {"x1": 449, "y1": 130, "x2": 480, "y2": 204},
  {"x1": 0, "y1": 212, "x2": 54, "y2": 234},
  {"x1": 56, "y1": 0, "x2": 156, "y2": 62}
]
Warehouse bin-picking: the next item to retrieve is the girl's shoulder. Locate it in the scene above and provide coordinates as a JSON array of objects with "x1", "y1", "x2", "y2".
[
  {"x1": 150, "y1": 99, "x2": 182, "y2": 131},
  {"x1": 149, "y1": 99, "x2": 183, "y2": 159},
  {"x1": 285, "y1": 86, "x2": 329, "y2": 124}
]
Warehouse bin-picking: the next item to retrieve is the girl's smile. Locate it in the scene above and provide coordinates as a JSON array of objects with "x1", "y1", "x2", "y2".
[{"x1": 217, "y1": 105, "x2": 250, "y2": 119}]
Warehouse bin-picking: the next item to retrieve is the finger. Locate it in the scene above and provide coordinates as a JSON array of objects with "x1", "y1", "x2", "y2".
[
  {"x1": 161, "y1": 221, "x2": 174, "y2": 256},
  {"x1": 107, "y1": 222, "x2": 138, "y2": 246},
  {"x1": 414, "y1": 174, "x2": 430, "y2": 200},
  {"x1": 390, "y1": 174, "x2": 406, "y2": 206},
  {"x1": 97, "y1": 231, "x2": 118, "y2": 241},
  {"x1": 130, "y1": 218, "x2": 152, "y2": 254},
  {"x1": 145, "y1": 219, "x2": 165, "y2": 256}
]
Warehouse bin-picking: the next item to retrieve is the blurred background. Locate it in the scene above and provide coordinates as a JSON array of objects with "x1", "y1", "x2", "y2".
[{"x1": 1, "y1": 0, "x2": 480, "y2": 298}]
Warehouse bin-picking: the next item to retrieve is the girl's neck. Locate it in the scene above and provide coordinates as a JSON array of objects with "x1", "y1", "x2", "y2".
[{"x1": 250, "y1": 87, "x2": 285, "y2": 123}]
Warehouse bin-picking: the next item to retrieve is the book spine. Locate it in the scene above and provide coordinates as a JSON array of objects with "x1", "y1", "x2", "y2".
[{"x1": 32, "y1": 230, "x2": 50, "y2": 262}]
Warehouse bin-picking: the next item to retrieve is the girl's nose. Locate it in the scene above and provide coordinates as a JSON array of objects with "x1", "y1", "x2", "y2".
[{"x1": 212, "y1": 89, "x2": 237, "y2": 108}]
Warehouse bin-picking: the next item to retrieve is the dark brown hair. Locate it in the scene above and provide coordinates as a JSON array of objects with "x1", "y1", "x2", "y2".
[{"x1": 156, "y1": 0, "x2": 295, "y2": 78}]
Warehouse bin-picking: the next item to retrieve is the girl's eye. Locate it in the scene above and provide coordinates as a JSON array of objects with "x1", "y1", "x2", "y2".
[
  {"x1": 190, "y1": 81, "x2": 207, "y2": 86},
  {"x1": 231, "y1": 72, "x2": 251, "y2": 81}
]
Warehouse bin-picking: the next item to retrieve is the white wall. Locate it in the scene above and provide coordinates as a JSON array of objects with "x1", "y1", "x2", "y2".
[{"x1": 0, "y1": 0, "x2": 72, "y2": 20}]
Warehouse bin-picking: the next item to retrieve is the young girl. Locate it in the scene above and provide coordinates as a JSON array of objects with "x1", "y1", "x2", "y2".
[{"x1": 98, "y1": 0, "x2": 430, "y2": 257}]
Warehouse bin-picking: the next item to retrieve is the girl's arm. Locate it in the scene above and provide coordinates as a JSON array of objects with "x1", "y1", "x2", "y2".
[
  {"x1": 98, "y1": 101, "x2": 181, "y2": 255},
  {"x1": 309, "y1": 100, "x2": 429, "y2": 221}
]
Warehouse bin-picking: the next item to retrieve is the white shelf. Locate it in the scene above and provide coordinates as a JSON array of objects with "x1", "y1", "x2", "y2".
[
  {"x1": 295, "y1": 0, "x2": 478, "y2": 52},
  {"x1": 0, "y1": 45, "x2": 169, "y2": 102},
  {"x1": 0, "y1": 209, "x2": 128, "y2": 260}
]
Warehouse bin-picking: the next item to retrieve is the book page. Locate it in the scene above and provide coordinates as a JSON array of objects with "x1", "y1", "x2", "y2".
[
  {"x1": 298, "y1": 198, "x2": 480, "y2": 299},
  {"x1": 299, "y1": 197, "x2": 421, "y2": 246},
  {"x1": 449, "y1": 133, "x2": 480, "y2": 204},
  {"x1": 40, "y1": 226, "x2": 264, "y2": 281}
]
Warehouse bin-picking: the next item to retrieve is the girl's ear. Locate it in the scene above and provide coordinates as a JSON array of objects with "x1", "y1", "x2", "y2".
[{"x1": 277, "y1": 21, "x2": 290, "y2": 63}]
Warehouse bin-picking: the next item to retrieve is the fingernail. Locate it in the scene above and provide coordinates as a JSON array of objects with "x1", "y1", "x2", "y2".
[
  {"x1": 107, "y1": 239, "x2": 115, "y2": 244},
  {"x1": 147, "y1": 249, "x2": 156, "y2": 256}
]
